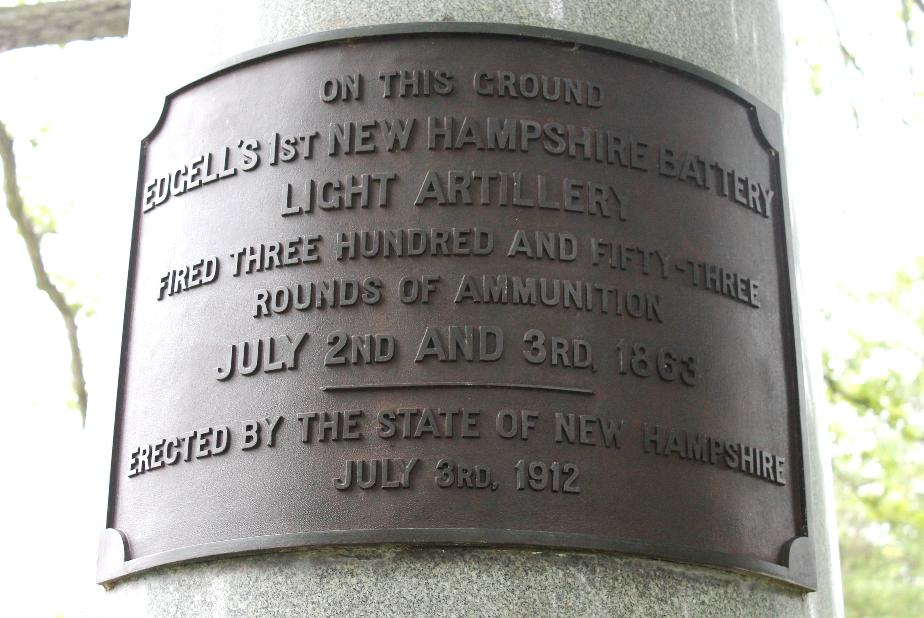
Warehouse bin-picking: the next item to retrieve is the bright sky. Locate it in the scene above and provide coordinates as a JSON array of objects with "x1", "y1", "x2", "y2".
[
  {"x1": 0, "y1": 36, "x2": 139, "y2": 616},
  {"x1": 785, "y1": 1, "x2": 923, "y2": 379},
  {"x1": 0, "y1": 1, "x2": 921, "y2": 615}
]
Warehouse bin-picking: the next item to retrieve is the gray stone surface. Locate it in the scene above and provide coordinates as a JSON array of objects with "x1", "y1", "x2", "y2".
[
  {"x1": 108, "y1": 1, "x2": 841, "y2": 615},
  {"x1": 104, "y1": 546, "x2": 808, "y2": 617},
  {"x1": 129, "y1": 0, "x2": 783, "y2": 110}
]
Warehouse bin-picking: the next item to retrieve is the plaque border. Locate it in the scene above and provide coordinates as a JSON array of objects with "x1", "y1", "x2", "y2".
[{"x1": 101, "y1": 22, "x2": 815, "y2": 590}]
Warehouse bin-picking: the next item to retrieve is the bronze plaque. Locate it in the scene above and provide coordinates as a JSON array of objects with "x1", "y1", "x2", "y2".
[{"x1": 100, "y1": 24, "x2": 814, "y2": 589}]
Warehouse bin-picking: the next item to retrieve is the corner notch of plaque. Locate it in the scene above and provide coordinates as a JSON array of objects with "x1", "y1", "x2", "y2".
[{"x1": 104, "y1": 23, "x2": 814, "y2": 591}]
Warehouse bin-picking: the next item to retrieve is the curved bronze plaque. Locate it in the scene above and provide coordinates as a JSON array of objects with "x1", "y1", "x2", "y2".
[{"x1": 101, "y1": 24, "x2": 814, "y2": 589}]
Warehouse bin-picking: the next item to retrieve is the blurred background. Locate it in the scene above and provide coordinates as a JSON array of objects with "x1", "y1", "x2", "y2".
[{"x1": 0, "y1": 1, "x2": 921, "y2": 615}]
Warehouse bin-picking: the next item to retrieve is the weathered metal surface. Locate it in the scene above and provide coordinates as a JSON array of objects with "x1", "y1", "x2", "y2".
[{"x1": 100, "y1": 24, "x2": 814, "y2": 589}]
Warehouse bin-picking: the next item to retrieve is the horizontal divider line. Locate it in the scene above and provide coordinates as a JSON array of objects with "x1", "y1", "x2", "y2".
[{"x1": 321, "y1": 382, "x2": 594, "y2": 395}]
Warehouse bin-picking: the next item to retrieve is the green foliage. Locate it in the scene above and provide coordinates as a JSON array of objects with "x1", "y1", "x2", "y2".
[
  {"x1": 810, "y1": 63, "x2": 824, "y2": 96},
  {"x1": 824, "y1": 259, "x2": 924, "y2": 617},
  {"x1": 24, "y1": 201, "x2": 56, "y2": 235}
]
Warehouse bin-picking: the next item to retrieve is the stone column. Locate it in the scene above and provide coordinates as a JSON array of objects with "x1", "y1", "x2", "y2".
[{"x1": 104, "y1": 1, "x2": 841, "y2": 615}]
